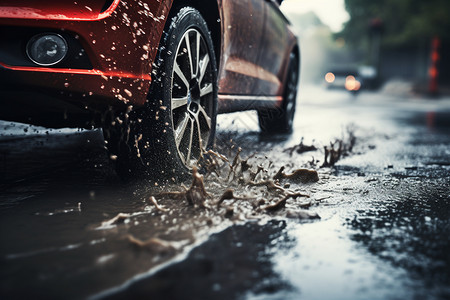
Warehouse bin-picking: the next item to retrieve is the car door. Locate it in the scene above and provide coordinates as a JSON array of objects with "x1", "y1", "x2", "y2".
[
  {"x1": 217, "y1": 0, "x2": 265, "y2": 111},
  {"x1": 253, "y1": 0, "x2": 292, "y2": 97}
]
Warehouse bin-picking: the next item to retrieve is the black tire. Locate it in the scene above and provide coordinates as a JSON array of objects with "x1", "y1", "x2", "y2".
[
  {"x1": 103, "y1": 7, "x2": 218, "y2": 181},
  {"x1": 258, "y1": 53, "x2": 299, "y2": 134}
]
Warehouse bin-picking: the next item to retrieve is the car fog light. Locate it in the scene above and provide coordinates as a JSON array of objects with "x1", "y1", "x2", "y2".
[{"x1": 26, "y1": 33, "x2": 68, "y2": 66}]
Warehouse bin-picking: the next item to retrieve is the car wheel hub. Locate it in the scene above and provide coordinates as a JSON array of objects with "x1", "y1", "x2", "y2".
[{"x1": 170, "y1": 29, "x2": 214, "y2": 167}]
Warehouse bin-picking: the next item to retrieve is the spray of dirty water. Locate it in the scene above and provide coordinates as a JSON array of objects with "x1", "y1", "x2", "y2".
[{"x1": 92, "y1": 126, "x2": 359, "y2": 297}]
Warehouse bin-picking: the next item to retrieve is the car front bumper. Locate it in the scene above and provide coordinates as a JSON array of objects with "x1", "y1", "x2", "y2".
[{"x1": 0, "y1": 0, "x2": 172, "y2": 127}]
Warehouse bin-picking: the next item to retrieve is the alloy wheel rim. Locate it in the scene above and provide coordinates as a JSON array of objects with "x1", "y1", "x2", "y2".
[{"x1": 170, "y1": 28, "x2": 214, "y2": 167}]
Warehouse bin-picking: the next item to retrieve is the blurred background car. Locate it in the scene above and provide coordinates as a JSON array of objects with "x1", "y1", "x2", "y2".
[
  {"x1": 324, "y1": 67, "x2": 361, "y2": 93},
  {"x1": 323, "y1": 65, "x2": 379, "y2": 94}
]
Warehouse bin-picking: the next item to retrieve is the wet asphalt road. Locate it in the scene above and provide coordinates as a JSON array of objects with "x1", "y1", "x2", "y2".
[{"x1": 1, "y1": 86, "x2": 449, "y2": 299}]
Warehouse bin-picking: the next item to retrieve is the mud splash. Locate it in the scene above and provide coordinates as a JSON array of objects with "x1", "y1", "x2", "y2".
[
  {"x1": 95, "y1": 146, "x2": 325, "y2": 273},
  {"x1": 94, "y1": 128, "x2": 360, "y2": 296}
]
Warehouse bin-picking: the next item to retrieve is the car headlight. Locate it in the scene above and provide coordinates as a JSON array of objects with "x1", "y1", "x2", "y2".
[{"x1": 26, "y1": 33, "x2": 68, "y2": 66}]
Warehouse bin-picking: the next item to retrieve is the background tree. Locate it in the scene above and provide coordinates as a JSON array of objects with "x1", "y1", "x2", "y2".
[
  {"x1": 340, "y1": 0, "x2": 450, "y2": 48},
  {"x1": 338, "y1": 0, "x2": 450, "y2": 89}
]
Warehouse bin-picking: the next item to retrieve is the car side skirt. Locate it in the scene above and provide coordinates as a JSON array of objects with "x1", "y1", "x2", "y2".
[{"x1": 217, "y1": 94, "x2": 282, "y2": 113}]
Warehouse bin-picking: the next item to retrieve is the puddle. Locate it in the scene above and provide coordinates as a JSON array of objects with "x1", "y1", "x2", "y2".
[{"x1": 1, "y1": 88, "x2": 449, "y2": 299}]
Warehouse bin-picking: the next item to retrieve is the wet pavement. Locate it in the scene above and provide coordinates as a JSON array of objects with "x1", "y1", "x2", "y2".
[{"x1": 1, "y1": 86, "x2": 449, "y2": 299}]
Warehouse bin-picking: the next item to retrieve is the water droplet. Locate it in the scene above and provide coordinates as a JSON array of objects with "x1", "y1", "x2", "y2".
[{"x1": 124, "y1": 89, "x2": 132, "y2": 97}]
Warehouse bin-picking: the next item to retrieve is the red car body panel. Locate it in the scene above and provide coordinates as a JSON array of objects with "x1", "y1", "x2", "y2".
[
  {"x1": 0, "y1": 0, "x2": 298, "y2": 127},
  {"x1": 0, "y1": 0, "x2": 171, "y2": 108},
  {"x1": 0, "y1": 0, "x2": 121, "y2": 20}
]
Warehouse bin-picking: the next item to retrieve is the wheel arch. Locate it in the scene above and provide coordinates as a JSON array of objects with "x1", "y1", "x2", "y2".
[
  {"x1": 290, "y1": 42, "x2": 301, "y2": 79},
  {"x1": 281, "y1": 41, "x2": 301, "y2": 98},
  {"x1": 169, "y1": 0, "x2": 222, "y2": 71}
]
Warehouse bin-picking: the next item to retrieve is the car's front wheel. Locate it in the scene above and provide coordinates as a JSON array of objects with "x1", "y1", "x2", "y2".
[{"x1": 104, "y1": 7, "x2": 218, "y2": 181}]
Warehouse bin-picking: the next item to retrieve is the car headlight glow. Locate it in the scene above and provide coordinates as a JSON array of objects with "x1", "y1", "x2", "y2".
[
  {"x1": 345, "y1": 75, "x2": 361, "y2": 91},
  {"x1": 26, "y1": 33, "x2": 68, "y2": 66},
  {"x1": 325, "y1": 72, "x2": 335, "y2": 83}
]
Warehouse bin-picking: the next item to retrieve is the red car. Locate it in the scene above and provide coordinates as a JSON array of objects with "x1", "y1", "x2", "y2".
[{"x1": 0, "y1": 0, "x2": 299, "y2": 179}]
